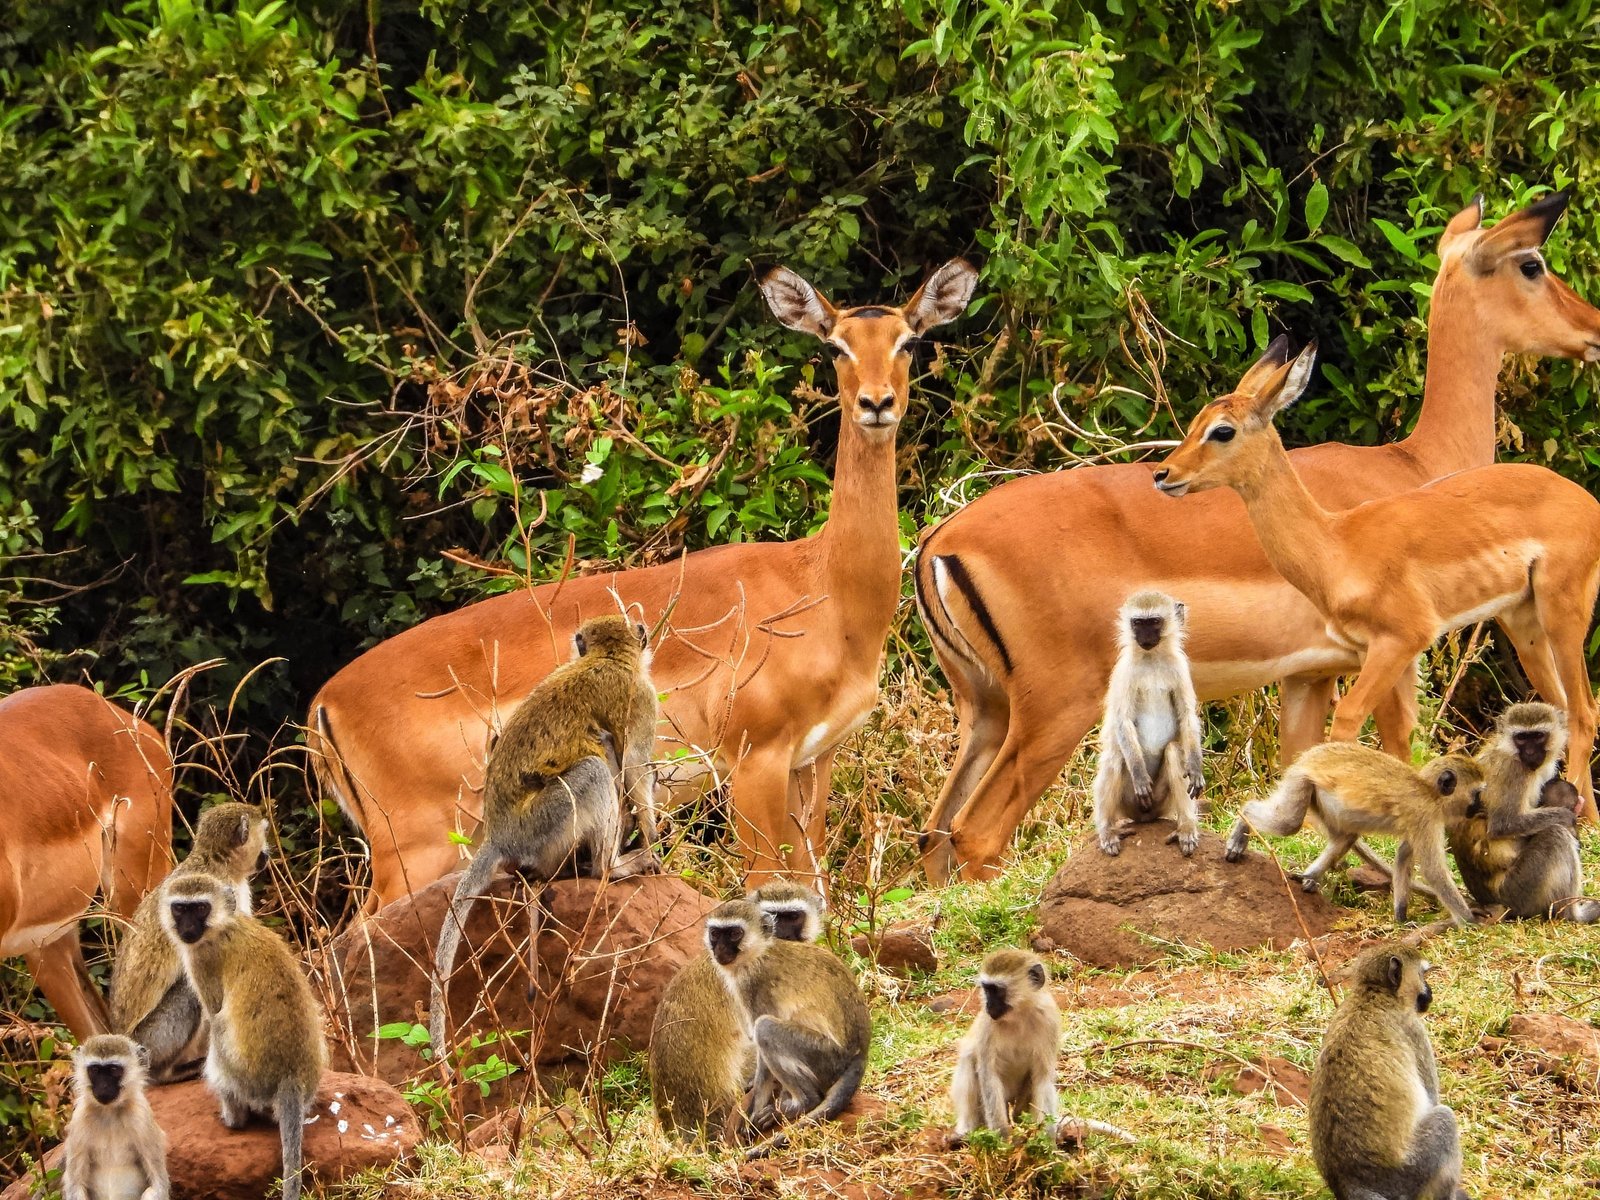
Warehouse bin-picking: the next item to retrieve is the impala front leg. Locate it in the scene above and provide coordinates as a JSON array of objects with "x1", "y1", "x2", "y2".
[
  {"x1": 730, "y1": 747, "x2": 803, "y2": 885},
  {"x1": 1329, "y1": 639, "x2": 1423, "y2": 745}
]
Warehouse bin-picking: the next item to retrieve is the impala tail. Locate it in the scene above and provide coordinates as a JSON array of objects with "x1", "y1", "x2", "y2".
[
  {"x1": 306, "y1": 701, "x2": 364, "y2": 832},
  {"x1": 913, "y1": 532, "x2": 1015, "y2": 685}
]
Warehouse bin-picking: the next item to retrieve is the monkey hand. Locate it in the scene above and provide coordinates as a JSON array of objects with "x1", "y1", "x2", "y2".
[
  {"x1": 1185, "y1": 755, "x2": 1204, "y2": 796},
  {"x1": 1132, "y1": 779, "x2": 1154, "y2": 812},
  {"x1": 1186, "y1": 774, "x2": 1203, "y2": 799}
]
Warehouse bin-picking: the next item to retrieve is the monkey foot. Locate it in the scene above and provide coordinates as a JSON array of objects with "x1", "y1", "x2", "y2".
[
  {"x1": 1290, "y1": 873, "x2": 1321, "y2": 894},
  {"x1": 1097, "y1": 836, "x2": 1124, "y2": 857}
]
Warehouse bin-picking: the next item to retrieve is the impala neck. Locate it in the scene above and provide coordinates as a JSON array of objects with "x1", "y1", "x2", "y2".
[
  {"x1": 818, "y1": 415, "x2": 902, "y2": 633},
  {"x1": 1228, "y1": 436, "x2": 1342, "y2": 612},
  {"x1": 1400, "y1": 274, "x2": 1505, "y2": 475}
]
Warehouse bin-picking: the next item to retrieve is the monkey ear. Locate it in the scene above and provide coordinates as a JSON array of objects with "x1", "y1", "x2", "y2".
[
  {"x1": 572, "y1": 631, "x2": 588, "y2": 657},
  {"x1": 231, "y1": 813, "x2": 251, "y2": 847},
  {"x1": 1437, "y1": 769, "x2": 1458, "y2": 797},
  {"x1": 1172, "y1": 600, "x2": 1187, "y2": 626},
  {"x1": 1386, "y1": 955, "x2": 1404, "y2": 992},
  {"x1": 135, "y1": 1043, "x2": 152, "y2": 1072},
  {"x1": 1028, "y1": 962, "x2": 1046, "y2": 989},
  {"x1": 633, "y1": 621, "x2": 648, "y2": 650}
]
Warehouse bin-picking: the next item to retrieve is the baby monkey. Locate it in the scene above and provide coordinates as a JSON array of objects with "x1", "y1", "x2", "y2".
[
  {"x1": 949, "y1": 948, "x2": 1060, "y2": 1144},
  {"x1": 62, "y1": 1034, "x2": 169, "y2": 1200},
  {"x1": 1093, "y1": 591, "x2": 1205, "y2": 856},
  {"x1": 1311, "y1": 945, "x2": 1469, "y2": 1200},
  {"x1": 1227, "y1": 743, "x2": 1482, "y2": 927}
]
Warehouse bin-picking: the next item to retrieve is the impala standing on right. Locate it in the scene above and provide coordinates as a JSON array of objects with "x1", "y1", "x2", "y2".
[{"x1": 1153, "y1": 340, "x2": 1600, "y2": 821}]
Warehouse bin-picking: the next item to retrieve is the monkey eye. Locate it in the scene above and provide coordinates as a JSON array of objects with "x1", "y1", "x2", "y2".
[
  {"x1": 1519, "y1": 256, "x2": 1545, "y2": 280},
  {"x1": 1208, "y1": 425, "x2": 1236, "y2": 443}
]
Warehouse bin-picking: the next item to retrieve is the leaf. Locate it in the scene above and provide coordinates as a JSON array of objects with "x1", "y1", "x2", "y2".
[
  {"x1": 1304, "y1": 181, "x2": 1329, "y2": 233},
  {"x1": 1317, "y1": 235, "x2": 1371, "y2": 268}
]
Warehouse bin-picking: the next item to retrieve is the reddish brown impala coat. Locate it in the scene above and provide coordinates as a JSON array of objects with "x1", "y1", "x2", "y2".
[
  {"x1": 1155, "y1": 340, "x2": 1600, "y2": 822},
  {"x1": 915, "y1": 194, "x2": 1600, "y2": 882},
  {"x1": 1, "y1": 685, "x2": 174, "y2": 1036},
  {"x1": 309, "y1": 260, "x2": 979, "y2": 913}
]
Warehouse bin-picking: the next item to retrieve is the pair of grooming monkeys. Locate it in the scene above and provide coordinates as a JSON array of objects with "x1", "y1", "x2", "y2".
[
  {"x1": 650, "y1": 882, "x2": 1060, "y2": 1150},
  {"x1": 61, "y1": 803, "x2": 324, "y2": 1200},
  {"x1": 1094, "y1": 591, "x2": 1597, "y2": 928}
]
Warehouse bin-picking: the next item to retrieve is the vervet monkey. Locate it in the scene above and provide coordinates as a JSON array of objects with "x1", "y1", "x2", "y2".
[
  {"x1": 431, "y1": 614, "x2": 660, "y2": 1055},
  {"x1": 1092, "y1": 591, "x2": 1205, "y2": 856},
  {"x1": 110, "y1": 803, "x2": 269, "y2": 1082},
  {"x1": 161, "y1": 874, "x2": 325, "y2": 1200},
  {"x1": 949, "y1": 949, "x2": 1060, "y2": 1143},
  {"x1": 1226, "y1": 744, "x2": 1482, "y2": 927},
  {"x1": 1310, "y1": 945, "x2": 1468, "y2": 1200},
  {"x1": 704, "y1": 899, "x2": 870, "y2": 1151},
  {"x1": 1450, "y1": 709, "x2": 1600, "y2": 924},
  {"x1": 62, "y1": 1034, "x2": 169, "y2": 1200},
  {"x1": 649, "y1": 882, "x2": 826, "y2": 1143}
]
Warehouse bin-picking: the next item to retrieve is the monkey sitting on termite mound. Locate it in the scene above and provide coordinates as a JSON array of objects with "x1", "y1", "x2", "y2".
[
  {"x1": 1226, "y1": 743, "x2": 1483, "y2": 927},
  {"x1": 111, "y1": 802, "x2": 270, "y2": 1082},
  {"x1": 649, "y1": 882, "x2": 826, "y2": 1143},
  {"x1": 1092, "y1": 591, "x2": 1206, "y2": 857},
  {"x1": 431, "y1": 614, "x2": 661, "y2": 1057},
  {"x1": 1311, "y1": 944, "x2": 1470, "y2": 1200},
  {"x1": 62, "y1": 1033, "x2": 170, "y2": 1200},
  {"x1": 160, "y1": 873, "x2": 326, "y2": 1200},
  {"x1": 1449, "y1": 702, "x2": 1600, "y2": 924}
]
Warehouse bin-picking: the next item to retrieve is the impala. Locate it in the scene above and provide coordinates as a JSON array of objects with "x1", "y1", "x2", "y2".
[
  {"x1": 1, "y1": 684, "x2": 174, "y2": 1036},
  {"x1": 915, "y1": 193, "x2": 1600, "y2": 881},
  {"x1": 1155, "y1": 339, "x2": 1600, "y2": 820},
  {"x1": 309, "y1": 259, "x2": 979, "y2": 912}
]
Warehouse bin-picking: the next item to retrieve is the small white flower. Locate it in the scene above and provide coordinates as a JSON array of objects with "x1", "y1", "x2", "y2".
[
  {"x1": 580, "y1": 462, "x2": 604, "y2": 484},
  {"x1": 337, "y1": 1119, "x2": 349, "y2": 1134},
  {"x1": 384, "y1": 1115, "x2": 396, "y2": 1127},
  {"x1": 328, "y1": 1101, "x2": 341, "y2": 1115}
]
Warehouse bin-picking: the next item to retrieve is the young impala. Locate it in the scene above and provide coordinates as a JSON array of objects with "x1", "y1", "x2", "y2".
[
  {"x1": 1154, "y1": 340, "x2": 1600, "y2": 821},
  {"x1": 1, "y1": 685, "x2": 174, "y2": 1036},
  {"x1": 913, "y1": 194, "x2": 1600, "y2": 881},
  {"x1": 310, "y1": 260, "x2": 978, "y2": 913}
]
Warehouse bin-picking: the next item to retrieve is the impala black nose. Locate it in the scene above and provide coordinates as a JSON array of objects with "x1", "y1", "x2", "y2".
[{"x1": 1152, "y1": 468, "x2": 1169, "y2": 484}]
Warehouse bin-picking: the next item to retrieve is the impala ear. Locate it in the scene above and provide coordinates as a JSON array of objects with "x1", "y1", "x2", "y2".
[
  {"x1": 1439, "y1": 194, "x2": 1484, "y2": 254},
  {"x1": 903, "y1": 258, "x2": 978, "y2": 334},
  {"x1": 759, "y1": 266, "x2": 837, "y2": 338},
  {"x1": 1468, "y1": 190, "x2": 1570, "y2": 271},
  {"x1": 1235, "y1": 333, "x2": 1294, "y2": 395},
  {"x1": 1250, "y1": 340, "x2": 1318, "y2": 423}
]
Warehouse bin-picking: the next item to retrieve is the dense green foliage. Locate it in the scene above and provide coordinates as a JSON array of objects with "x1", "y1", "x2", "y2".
[{"x1": 4, "y1": 0, "x2": 1600, "y2": 729}]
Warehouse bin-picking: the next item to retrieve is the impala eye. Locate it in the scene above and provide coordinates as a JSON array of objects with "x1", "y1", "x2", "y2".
[
  {"x1": 1520, "y1": 257, "x2": 1545, "y2": 280},
  {"x1": 1208, "y1": 425, "x2": 1237, "y2": 443}
]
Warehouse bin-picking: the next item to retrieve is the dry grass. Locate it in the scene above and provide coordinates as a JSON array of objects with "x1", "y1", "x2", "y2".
[{"x1": 5, "y1": 621, "x2": 1600, "y2": 1198}]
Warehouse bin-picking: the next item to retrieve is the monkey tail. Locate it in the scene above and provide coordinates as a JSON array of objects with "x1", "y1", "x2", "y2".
[
  {"x1": 276, "y1": 1080, "x2": 308, "y2": 1200},
  {"x1": 1556, "y1": 896, "x2": 1600, "y2": 924},
  {"x1": 743, "y1": 1053, "x2": 866, "y2": 1161},
  {"x1": 524, "y1": 878, "x2": 552, "y2": 1002}
]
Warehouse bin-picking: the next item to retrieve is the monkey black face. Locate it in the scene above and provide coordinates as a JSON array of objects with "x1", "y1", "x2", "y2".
[
  {"x1": 168, "y1": 898, "x2": 213, "y2": 945},
  {"x1": 85, "y1": 1061, "x2": 125, "y2": 1106},
  {"x1": 768, "y1": 907, "x2": 808, "y2": 943},
  {"x1": 980, "y1": 980, "x2": 1011, "y2": 1020},
  {"x1": 1129, "y1": 616, "x2": 1165, "y2": 651},
  {"x1": 1513, "y1": 729, "x2": 1550, "y2": 770},
  {"x1": 706, "y1": 921, "x2": 745, "y2": 967}
]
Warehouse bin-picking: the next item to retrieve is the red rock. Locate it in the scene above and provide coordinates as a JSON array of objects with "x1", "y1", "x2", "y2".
[
  {"x1": 2, "y1": 1072, "x2": 418, "y2": 1200},
  {"x1": 1490, "y1": 1012, "x2": 1600, "y2": 1092},
  {"x1": 1036, "y1": 820, "x2": 1342, "y2": 969},
  {"x1": 1201, "y1": 1055, "x2": 1311, "y2": 1106},
  {"x1": 318, "y1": 873, "x2": 714, "y2": 1107},
  {"x1": 850, "y1": 923, "x2": 937, "y2": 976}
]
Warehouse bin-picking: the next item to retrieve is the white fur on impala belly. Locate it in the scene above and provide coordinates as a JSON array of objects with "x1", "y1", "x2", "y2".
[{"x1": 794, "y1": 686, "x2": 879, "y2": 768}]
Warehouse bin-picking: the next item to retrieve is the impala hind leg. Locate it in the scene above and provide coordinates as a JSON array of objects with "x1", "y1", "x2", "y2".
[
  {"x1": 1536, "y1": 574, "x2": 1600, "y2": 823},
  {"x1": 1328, "y1": 640, "x2": 1424, "y2": 745},
  {"x1": 26, "y1": 931, "x2": 109, "y2": 1039},
  {"x1": 1278, "y1": 675, "x2": 1335, "y2": 763},
  {"x1": 920, "y1": 687, "x2": 1010, "y2": 885},
  {"x1": 946, "y1": 692, "x2": 1100, "y2": 882}
]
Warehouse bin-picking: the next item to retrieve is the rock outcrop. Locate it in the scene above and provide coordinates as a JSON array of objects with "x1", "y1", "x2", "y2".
[
  {"x1": 1035, "y1": 820, "x2": 1342, "y2": 968},
  {"x1": 2, "y1": 1072, "x2": 418, "y2": 1200},
  {"x1": 319, "y1": 873, "x2": 715, "y2": 1094}
]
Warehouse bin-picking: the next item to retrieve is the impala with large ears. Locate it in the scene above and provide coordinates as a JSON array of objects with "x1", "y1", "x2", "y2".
[
  {"x1": 2, "y1": 685, "x2": 174, "y2": 1036},
  {"x1": 915, "y1": 191, "x2": 1600, "y2": 882},
  {"x1": 309, "y1": 259, "x2": 979, "y2": 912},
  {"x1": 1154, "y1": 340, "x2": 1600, "y2": 821}
]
